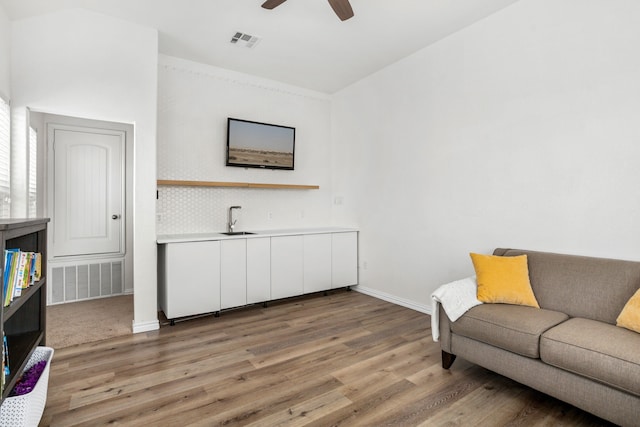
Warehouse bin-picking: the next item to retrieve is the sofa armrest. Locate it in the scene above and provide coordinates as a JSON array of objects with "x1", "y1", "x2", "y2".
[
  {"x1": 438, "y1": 304, "x2": 453, "y2": 353},
  {"x1": 438, "y1": 304, "x2": 457, "y2": 369}
]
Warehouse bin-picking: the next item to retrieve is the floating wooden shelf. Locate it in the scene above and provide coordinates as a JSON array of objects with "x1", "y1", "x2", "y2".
[{"x1": 157, "y1": 180, "x2": 319, "y2": 190}]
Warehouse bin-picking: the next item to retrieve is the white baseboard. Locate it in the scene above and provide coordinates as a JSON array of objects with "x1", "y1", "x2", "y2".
[
  {"x1": 132, "y1": 319, "x2": 160, "y2": 333},
  {"x1": 353, "y1": 285, "x2": 432, "y2": 315},
  {"x1": 131, "y1": 288, "x2": 427, "y2": 333}
]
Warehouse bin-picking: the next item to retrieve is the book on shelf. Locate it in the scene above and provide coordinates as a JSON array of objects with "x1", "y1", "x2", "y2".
[
  {"x1": 3, "y1": 249, "x2": 18, "y2": 307},
  {"x1": 30, "y1": 251, "x2": 41, "y2": 284},
  {"x1": 2, "y1": 333, "x2": 9, "y2": 394},
  {"x1": 13, "y1": 252, "x2": 28, "y2": 298},
  {"x1": 2, "y1": 251, "x2": 12, "y2": 307},
  {"x1": 2, "y1": 250, "x2": 42, "y2": 307}
]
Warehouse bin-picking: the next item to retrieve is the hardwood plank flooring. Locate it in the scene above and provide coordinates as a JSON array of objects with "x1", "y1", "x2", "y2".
[{"x1": 40, "y1": 290, "x2": 615, "y2": 426}]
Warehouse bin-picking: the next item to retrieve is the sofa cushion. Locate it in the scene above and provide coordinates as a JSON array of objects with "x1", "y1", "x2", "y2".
[
  {"x1": 451, "y1": 304, "x2": 568, "y2": 358},
  {"x1": 541, "y1": 317, "x2": 640, "y2": 396},
  {"x1": 470, "y1": 253, "x2": 540, "y2": 308}
]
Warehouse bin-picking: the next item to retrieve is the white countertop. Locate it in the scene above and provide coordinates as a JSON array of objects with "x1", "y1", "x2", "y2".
[{"x1": 157, "y1": 227, "x2": 358, "y2": 244}]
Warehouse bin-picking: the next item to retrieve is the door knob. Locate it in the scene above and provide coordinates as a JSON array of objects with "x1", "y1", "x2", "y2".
[{"x1": 112, "y1": 214, "x2": 121, "y2": 220}]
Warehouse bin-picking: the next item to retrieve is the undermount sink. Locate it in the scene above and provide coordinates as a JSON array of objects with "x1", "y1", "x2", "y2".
[{"x1": 221, "y1": 231, "x2": 256, "y2": 236}]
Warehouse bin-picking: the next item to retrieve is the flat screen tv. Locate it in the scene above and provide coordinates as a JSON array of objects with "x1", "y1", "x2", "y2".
[{"x1": 226, "y1": 118, "x2": 296, "y2": 170}]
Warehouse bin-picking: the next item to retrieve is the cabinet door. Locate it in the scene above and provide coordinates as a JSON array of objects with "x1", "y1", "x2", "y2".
[
  {"x1": 247, "y1": 238, "x2": 271, "y2": 304},
  {"x1": 221, "y1": 239, "x2": 247, "y2": 310},
  {"x1": 303, "y1": 234, "x2": 332, "y2": 294},
  {"x1": 162, "y1": 241, "x2": 221, "y2": 319},
  {"x1": 332, "y1": 232, "x2": 358, "y2": 288},
  {"x1": 271, "y1": 235, "x2": 304, "y2": 300}
]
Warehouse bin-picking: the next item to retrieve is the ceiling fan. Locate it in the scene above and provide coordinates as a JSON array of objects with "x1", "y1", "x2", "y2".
[{"x1": 261, "y1": 0, "x2": 354, "y2": 21}]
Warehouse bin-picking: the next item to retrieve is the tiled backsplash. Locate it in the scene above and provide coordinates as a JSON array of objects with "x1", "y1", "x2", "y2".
[{"x1": 156, "y1": 185, "x2": 331, "y2": 235}]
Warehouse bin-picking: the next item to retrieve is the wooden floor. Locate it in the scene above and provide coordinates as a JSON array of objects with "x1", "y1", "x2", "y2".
[{"x1": 41, "y1": 290, "x2": 614, "y2": 426}]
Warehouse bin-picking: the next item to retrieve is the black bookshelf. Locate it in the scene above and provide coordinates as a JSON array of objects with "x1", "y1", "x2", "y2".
[{"x1": 0, "y1": 218, "x2": 49, "y2": 403}]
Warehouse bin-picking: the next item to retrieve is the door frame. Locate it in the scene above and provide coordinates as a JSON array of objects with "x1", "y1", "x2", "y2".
[{"x1": 39, "y1": 112, "x2": 134, "y2": 295}]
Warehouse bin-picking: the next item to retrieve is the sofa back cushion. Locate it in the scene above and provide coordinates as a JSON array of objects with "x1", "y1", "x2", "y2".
[{"x1": 493, "y1": 248, "x2": 640, "y2": 325}]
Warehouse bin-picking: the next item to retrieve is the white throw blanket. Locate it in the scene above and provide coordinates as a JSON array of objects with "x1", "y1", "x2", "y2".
[{"x1": 431, "y1": 276, "x2": 482, "y2": 342}]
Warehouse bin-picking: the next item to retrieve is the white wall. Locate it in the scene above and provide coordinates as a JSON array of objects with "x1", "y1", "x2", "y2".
[
  {"x1": 0, "y1": 5, "x2": 9, "y2": 98},
  {"x1": 11, "y1": 8, "x2": 159, "y2": 332},
  {"x1": 333, "y1": 0, "x2": 640, "y2": 312},
  {"x1": 157, "y1": 55, "x2": 334, "y2": 234}
]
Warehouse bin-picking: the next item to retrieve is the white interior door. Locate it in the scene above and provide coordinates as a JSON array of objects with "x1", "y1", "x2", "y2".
[{"x1": 52, "y1": 125, "x2": 124, "y2": 257}]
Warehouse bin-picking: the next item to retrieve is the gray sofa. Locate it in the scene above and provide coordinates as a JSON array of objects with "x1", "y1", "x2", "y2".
[{"x1": 438, "y1": 248, "x2": 640, "y2": 426}]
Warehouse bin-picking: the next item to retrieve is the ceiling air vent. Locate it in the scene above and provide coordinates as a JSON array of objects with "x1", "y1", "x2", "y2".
[{"x1": 230, "y1": 32, "x2": 261, "y2": 48}]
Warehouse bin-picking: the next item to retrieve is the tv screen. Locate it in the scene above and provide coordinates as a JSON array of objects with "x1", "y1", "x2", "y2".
[{"x1": 226, "y1": 118, "x2": 295, "y2": 170}]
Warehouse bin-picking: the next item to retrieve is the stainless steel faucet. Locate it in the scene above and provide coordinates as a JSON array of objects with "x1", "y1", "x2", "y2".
[{"x1": 228, "y1": 206, "x2": 242, "y2": 233}]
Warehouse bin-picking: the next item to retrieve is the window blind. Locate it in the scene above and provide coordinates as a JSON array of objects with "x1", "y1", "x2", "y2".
[
  {"x1": 0, "y1": 97, "x2": 10, "y2": 218},
  {"x1": 29, "y1": 125, "x2": 37, "y2": 217}
]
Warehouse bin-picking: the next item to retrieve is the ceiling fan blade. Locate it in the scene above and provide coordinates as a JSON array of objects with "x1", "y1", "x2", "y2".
[
  {"x1": 327, "y1": 0, "x2": 354, "y2": 21},
  {"x1": 262, "y1": 0, "x2": 288, "y2": 10}
]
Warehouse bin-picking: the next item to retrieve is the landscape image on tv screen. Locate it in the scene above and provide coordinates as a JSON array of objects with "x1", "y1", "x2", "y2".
[{"x1": 227, "y1": 118, "x2": 295, "y2": 170}]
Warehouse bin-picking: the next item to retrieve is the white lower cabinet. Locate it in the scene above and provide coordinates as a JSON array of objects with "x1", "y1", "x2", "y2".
[
  {"x1": 158, "y1": 230, "x2": 358, "y2": 320},
  {"x1": 332, "y1": 232, "x2": 358, "y2": 288},
  {"x1": 158, "y1": 240, "x2": 221, "y2": 319},
  {"x1": 271, "y1": 235, "x2": 304, "y2": 300},
  {"x1": 221, "y1": 239, "x2": 247, "y2": 309},
  {"x1": 247, "y1": 237, "x2": 271, "y2": 304},
  {"x1": 303, "y1": 234, "x2": 332, "y2": 294}
]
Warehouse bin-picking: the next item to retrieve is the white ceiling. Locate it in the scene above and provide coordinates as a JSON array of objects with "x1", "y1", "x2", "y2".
[{"x1": 1, "y1": 0, "x2": 521, "y2": 93}]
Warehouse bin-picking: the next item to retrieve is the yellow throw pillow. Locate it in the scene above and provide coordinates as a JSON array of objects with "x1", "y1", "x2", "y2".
[
  {"x1": 470, "y1": 253, "x2": 540, "y2": 308},
  {"x1": 617, "y1": 288, "x2": 640, "y2": 334}
]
